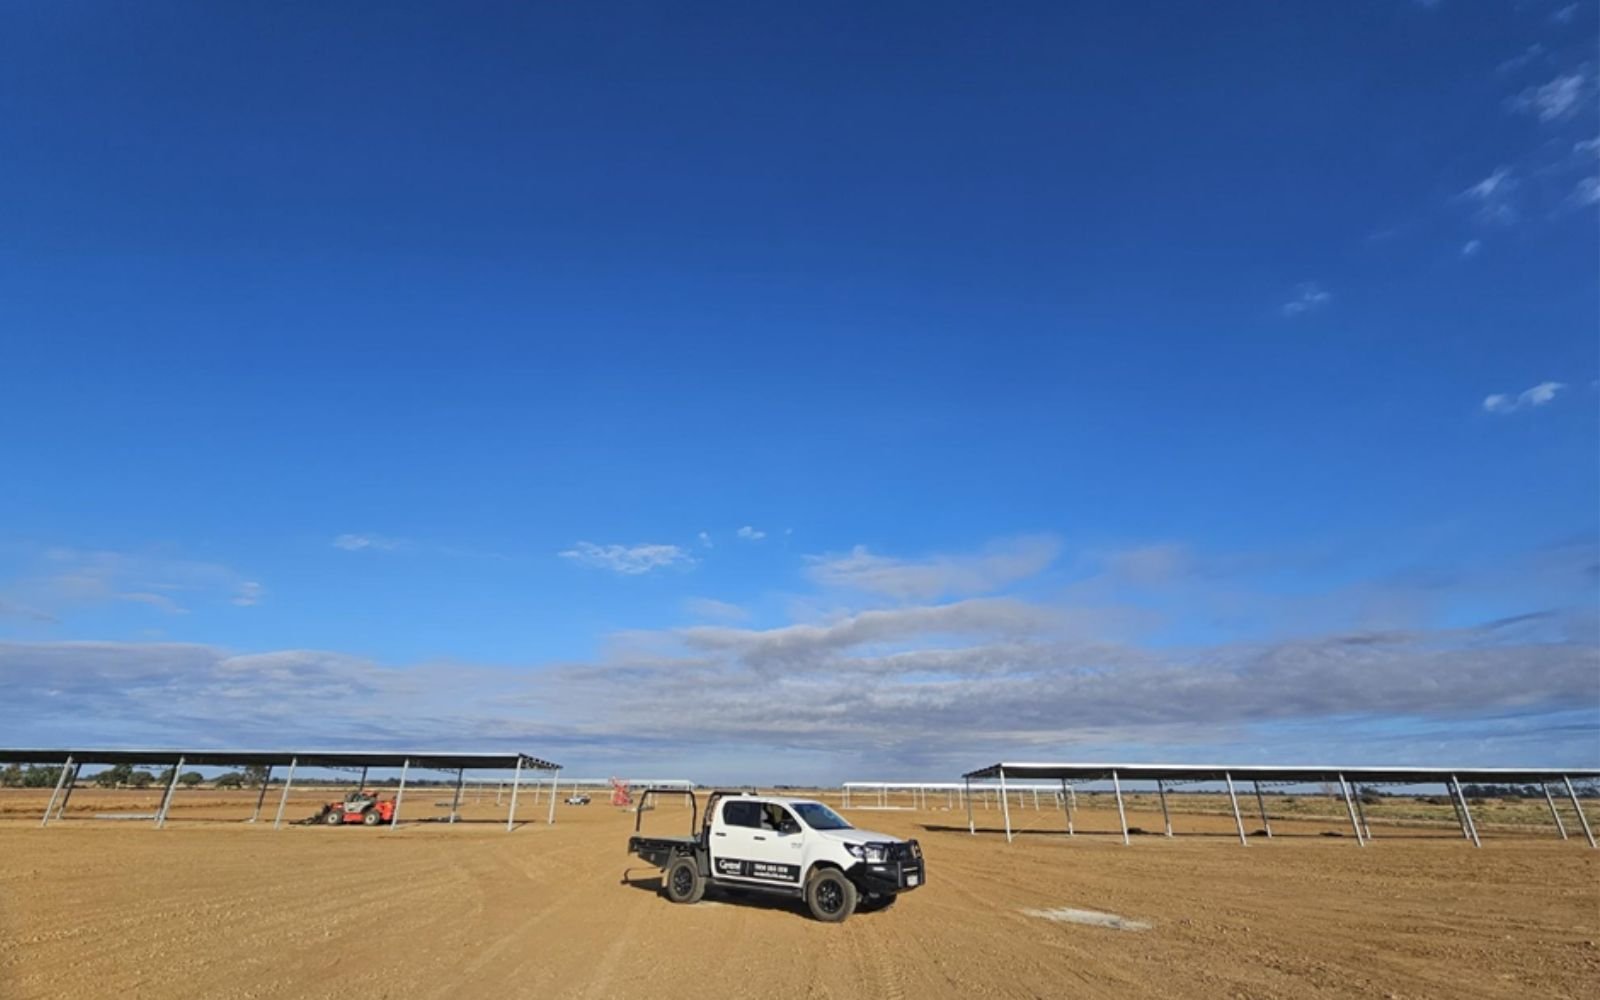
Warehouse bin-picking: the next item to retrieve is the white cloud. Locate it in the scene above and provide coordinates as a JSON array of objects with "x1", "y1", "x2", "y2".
[
  {"x1": 559, "y1": 541, "x2": 691, "y2": 575},
  {"x1": 1571, "y1": 176, "x2": 1600, "y2": 207},
  {"x1": 1497, "y1": 44, "x2": 1545, "y2": 76},
  {"x1": 1552, "y1": 3, "x2": 1578, "y2": 25},
  {"x1": 683, "y1": 597, "x2": 749, "y2": 622},
  {"x1": 736, "y1": 526, "x2": 766, "y2": 541},
  {"x1": 2, "y1": 547, "x2": 258, "y2": 619},
  {"x1": 1280, "y1": 283, "x2": 1331, "y2": 317},
  {"x1": 332, "y1": 533, "x2": 404, "y2": 552},
  {"x1": 1460, "y1": 239, "x2": 1482, "y2": 258},
  {"x1": 1460, "y1": 167, "x2": 1519, "y2": 226},
  {"x1": 1510, "y1": 71, "x2": 1590, "y2": 123},
  {"x1": 697, "y1": 531, "x2": 713, "y2": 548},
  {"x1": 232, "y1": 581, "x2": 265, "y2": 607},
  {"x1": 1483, "y1": 381, "x2": 1566, "y2": 414},
  {"x1": 806, "y1": 535, "x2": 1060, "y2": 601}
]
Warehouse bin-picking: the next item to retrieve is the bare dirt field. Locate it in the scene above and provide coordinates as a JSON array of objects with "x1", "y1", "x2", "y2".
[{"x1": 2, "y1": 788, "x2": 1596, "y2": 999}]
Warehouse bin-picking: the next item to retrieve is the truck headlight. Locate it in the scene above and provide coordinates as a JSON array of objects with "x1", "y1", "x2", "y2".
[{"x1": 846, "y1": 843, "x2": 890, "y2": 863}]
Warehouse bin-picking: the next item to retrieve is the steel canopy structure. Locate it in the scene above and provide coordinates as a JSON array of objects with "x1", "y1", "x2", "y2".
[
  {"x1": 7, "y1": 747, "x2": 562, "y2": 833},
  {"x1": 960, "y1": 762, "x2": 1600, "y2": 849}
]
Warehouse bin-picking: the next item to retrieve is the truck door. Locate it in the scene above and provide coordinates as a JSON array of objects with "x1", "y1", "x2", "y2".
[{"x1": 712, "y1": 800, "x2": 804, "y2": 886}]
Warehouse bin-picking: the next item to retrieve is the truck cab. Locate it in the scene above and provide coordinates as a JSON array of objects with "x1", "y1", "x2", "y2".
[{"x1": 628, "y1": 791, "x2": 924, "y2": 922}]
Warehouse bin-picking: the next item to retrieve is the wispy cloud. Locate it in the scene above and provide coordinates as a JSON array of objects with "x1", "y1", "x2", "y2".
[
  {"x1": 1570, "y1": 176, "x2": 1600, "y2": 207},
  {"x1": 806, "y1": 534, "x2": 1060, "y2": 601},
  {"x1": 683, "y1": 597, "x2": 749, "y2": 622},
  {"x1": 559, "y1": 541, "x2": 691, "y2": 575},
  {"x1": 231, "y1": 581, "x2": 265, "y2": 607},
  {"x1": 1552, "y1": 3, "x2": 1579, "y2": 25},
  {"x1": 1483, "y1": 380, "x2": 1566, "y2": 414},
  {"x1": 1460, "y1": 239, "x2": 1482, "y2": 258},
  {"x1": 0, "y1": 599, "x2": 59, "y2": 625},
  {"x1": 1460, "y1": 167, "x2": 1518, "y2": 225},
  {"x1": 1281, "y1": 283, "x2": 1331, "y2": 318},
  {"x1": 0, "y1": 546, "x2": 261, "y2": 620},
  {"x1": 697, "y1": 531, "x2": 713, "y2": 548},
  {"x1": 1509, "y1": 70, "x2": 1591, "y2": 123},
  {"x1": 736, "y1": 526, "x2": 766, "y2": 541},
  {"x1": 332, "y1": 533, "x2": 405, "y2": 552}
]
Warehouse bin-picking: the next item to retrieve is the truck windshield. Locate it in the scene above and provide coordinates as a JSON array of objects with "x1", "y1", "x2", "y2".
[{"x1": 793, "y1": 803, "x2": 852, "y2": 830}]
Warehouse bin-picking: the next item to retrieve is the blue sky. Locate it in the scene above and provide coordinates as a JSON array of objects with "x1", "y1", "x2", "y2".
[{"x1": 1, "y1": 1, "x2": 1596, "y2": 782}]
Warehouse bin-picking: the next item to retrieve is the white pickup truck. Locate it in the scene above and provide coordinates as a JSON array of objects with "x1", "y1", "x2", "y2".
[{"x1": 628, "y1": 789, "x2": 925, "y2": 922}]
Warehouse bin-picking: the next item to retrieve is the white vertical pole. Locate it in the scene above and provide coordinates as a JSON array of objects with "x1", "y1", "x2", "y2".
[
  {"x1": 1224, "y1": 772, "x2": 1247, "y2": 846},
  {"x1": 1338, "y1": 773, "x2": 1366, "y2": 846},
  {"x1": 965, "y1": 777, "x2": 975, "y2": 835},
  {"x1": 1157, "y1": 779, "x2": 1172, "y2": 837},
  {"x1": 1033, "y1": 788, "x2": 1039, "y2": 811},
  {"x1": 1445, "y1": 781, "x2": 1470, "y2": 839},
  {"x1": 1564, "y1": 777, "x2": 1596, "y2": 849},
  {"x1": 54, "y1": 762, "x2": 81, "y2": 821},
  {"x1": 40, "y1": 756, "x2": 73, "y2": 828},
  {"x1": 547, "y1": 768, "x2": 561, "y2": 824},
  {"x1": 156, "y1": 756, "x2": 185, "y2": 829},
  {"x1": 1059, "y1": 778, "x2": 1072, "y2": 836},
  {"x1": 506, "y1": 758, "x2": 523, "y2": 832},
  {"x1": 390, "y1": 759, "x2": 409, "y2": 828},
  {"x1": 1353, "y1": 786, "x2": 1373, "y2": 841},
  {"x1": 1542, "y1": 784, "x2": 1568, "y2": 840},
  {"x1": 1112, "y1": 770, "x2": 1129, "y2": 846},
  {"x1": 1452, "y1": 776, "x2": 1481, "y2": 848},
  {"x1": 1253, "y1": 781, "x2": 1272, "y2": 838},
  {"x1": 998, "y1": 769, "x2": 1014, "y2": 844},
  {"x1": 272, "y1": 757, "x2": 298, "y2": 830},
  {"x1": 449, "y1": 767, "x2": 465, "y2": 823}
]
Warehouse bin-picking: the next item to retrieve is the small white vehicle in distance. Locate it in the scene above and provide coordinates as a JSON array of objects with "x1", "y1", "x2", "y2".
[{"x1": 627, "y1": 789, "x2": 924, "y2": 922}]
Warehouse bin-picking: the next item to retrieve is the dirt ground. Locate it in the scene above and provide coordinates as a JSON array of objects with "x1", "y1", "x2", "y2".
[{"x1": 1, "y1": 788, "x2": 1596, "y2": 1000}]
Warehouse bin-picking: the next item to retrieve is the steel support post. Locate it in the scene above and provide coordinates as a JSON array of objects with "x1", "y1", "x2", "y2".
[
  {"x1": 1338, "y1": 774, "x2": 1366, "y2": 846},
  {"x1": 1225, "y1": 772, "x2": 1248, "y2": 846},
  {"x1": 1156, "y1": 779, "x2": 1173, "y2": 837},
  {"x1": 506, "y1": 757, "x2": 523, "y2": 832},
  {"x1": 1445, "y1": 781, "x2": 1470, "y2": 839},
  {"x1": 1563, "y1": 777, "x2": 1596, "y2": 849},
  {"x1": 1112, "y1": 770, "x2": 1130, "y2": 846},
  {"x1": 546, "y1": 768, "x2": 561, "y2": 824},
  {"x1": 1451, "y1": 775, "x2": 1480, "y2": 848},
  {"x1": 272, "y1": 757, "x2": 298, "y2": 830},
  {"x1": 358, "y1": 766, "x2": 368, "y2": 792},
  {"x1": 965, "y1": 777, "x2": 975, "y2": 835},
  {"x1": 1542, "y1": 784, "x2": 1568, "y2": 840},
  {"x1": 58, "y1": 761, "x2": 82, "y2": 819},
  {"x1": 1253, "y1": 781, "x2": 1272, "y2": 838},
  {"x1": 1059, "y1": 778, "x2": 1072, "y2": 836},
  {"x1": 448, "y1": 767, "x2": 466, "y2": 823},
  {"x1": 156, "y1": 756, "x2": 185, "y2": 829},
  {"x1": 1352, "y1": 787, "x2": 1373, "y2": 841},
  {"x1": 998, "y1": 768, "x2": 1014, "y2": 844},
  {"x1": 249, "y1": 766, "x2": 273, "y2": 822},
  {"x1": 40, "y1": 756, "x2": 73, "y2": 828},
  {"x1": 390, "y1": 759, "x2": 409, "y2": 828}
]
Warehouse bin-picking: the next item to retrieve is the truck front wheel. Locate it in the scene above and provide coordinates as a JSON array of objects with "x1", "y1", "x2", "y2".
[
  {"x1": 805, "y1": 868, "x2": 858, "y2": 923},
  {"x1": 664, "y1": 857, "x2": 705, "y2": 905}
]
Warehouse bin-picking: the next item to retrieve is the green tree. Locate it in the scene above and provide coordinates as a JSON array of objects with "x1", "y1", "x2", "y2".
[
  {"x1": 177, "y1": 771, "x2": 204, "y2": 787},
  {"x1": 243, "y1": 764, "x2": 270, "y2": 787},
  {"x1": 22, "y1": 765, "x2": 64, "y2": 788},
  {"x1": 94, "y1": 763, "x2": 135, "y2": 788},
  {"x1": 0, "y1": 764, "x2": 22, "y2": 788},
  {"x1": 128, "y1": 771, "x2": 155, "y2": 789},
  {"x1": 214, "y1": 772, "x2": 245, "y2": 789}
]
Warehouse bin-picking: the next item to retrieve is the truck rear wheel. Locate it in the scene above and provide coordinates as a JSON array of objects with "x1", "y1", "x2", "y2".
[
  {"x1": 805, "y1": 868, "x2": 857, "y2": 923},
  {"x1": 323, "y1": 810, "x2": 343, "y2": 826},
  {"x1": 362, "y1": 810, "x2": 381, "y2": 826},
  {"x1": 664, "y1": 856, "x2": 705, "y2": 905}
]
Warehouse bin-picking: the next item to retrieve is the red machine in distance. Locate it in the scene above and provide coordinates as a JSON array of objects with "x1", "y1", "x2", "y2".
[{"x1": 309, "y1": 790, "x2": 396, "y2": 827}]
